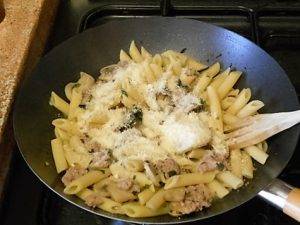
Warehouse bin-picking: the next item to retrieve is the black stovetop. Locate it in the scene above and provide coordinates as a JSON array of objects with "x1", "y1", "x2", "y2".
[{"x1": 1, "y1": 1, "x2": 300, "y2": 225}]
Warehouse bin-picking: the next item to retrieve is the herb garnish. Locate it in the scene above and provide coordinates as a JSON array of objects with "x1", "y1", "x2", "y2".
[
  {"x1": 217, "y1": 163, "x2": 225, "y2": 171},
  {"x1": 121, "y1": 89, "x2": 128, "y2": 97},
  {"x1": 177, "y1": 79, "x2": 188, "y2": 89},
  {"x1": 119, "y1": 106, "x2": 143, "y2": 132},
  {"x1": 180, "y1": 48, "x2": 187, "y2": 53}
]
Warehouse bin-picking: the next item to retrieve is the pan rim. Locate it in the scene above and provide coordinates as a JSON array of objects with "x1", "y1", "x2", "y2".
[{"x1": 13, "y1": 17, "x2": 300, "y2": 224}]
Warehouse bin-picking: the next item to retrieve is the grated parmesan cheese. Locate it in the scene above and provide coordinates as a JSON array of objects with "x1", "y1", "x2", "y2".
[{"x1": 160, "y1": 112, "x2": 211, "y2": 154}]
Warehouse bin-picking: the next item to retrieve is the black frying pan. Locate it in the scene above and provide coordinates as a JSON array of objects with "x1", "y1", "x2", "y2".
[{"x1": 13, "y1": 18, "x2": 300, "y2": 224}]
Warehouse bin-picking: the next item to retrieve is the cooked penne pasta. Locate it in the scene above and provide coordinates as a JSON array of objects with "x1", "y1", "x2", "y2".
[
  {"x1": 187, "y1": 148, "x2": 206, "y2": 159},
  {"x1": 236, "y1": 100, "x2": 264, "y2": 118},
  {"x1": 207, "y1": 85, "x2": 223, "y2": 132},
  {"x1": 146, "y1": 189, "x2": 166, "y2": 210},
  {"x1": 99, "y1": 197, "x2": 125, "y2": 214},
  {"x1": 138, "y1": 188, "x2": 156, "y2": 205},
  {"x1": 51, "y1": 138, "x2": 68, "y2": 173},
  {"x1": 223, "y1": 113, "x2": 239, "y2": 125},
  {"x1": 210, "y1": 67, "x2": 230, "y2": 89},
  {"x1": 124, "y1": 159, "x2": 144, "y2": 172},
  {"x1": 244, "y1": 145, "x2": 269, "y2": 164},
  {"x1": 221, "y1": 96, "x2": 236, "y2": 110},
  {"x1": 216, "y1": 171, "x2": 243, "y2": 189},
  {"x1": 164, "y1": 171, "x2": 217, "y2": 189},
  {"x1": 68, "y1": 88, "x2": 82, "y2": 120},
  {"x1": 49, "y1": 42, "x2": 270, "y2": 218},
  {"x1": 129, "y1": 41, "x2": 143, "y2": 63},
  {"x1": 120, "y1": 49, "x2": 131, "y2": 62},
  {"x1": 227, "y1": 88, "x2": 251, "y2": 115},
  {"x1": 217, "y1": 71, "x2": 242, "y2": 99},
  {"x1": 64, "y1": 170, "x2": 107, "y2": 194},
  {"x1": 227, "y1": 89, "x2": 240, "y2": 97},
  {"x1": 122, "y1": 202, "x2": 169, "y2": 218},
  {"x1": 241, "y1": 151, "x2": 254, "y2": 179},
  {"x1": 49, "y1": 91, "x2": 69, "y2": 115},
  {"x1": 208, "y1": 180, "x2": 229, "y2": 198},
  {"x1": 193, "y1": 62, "x2": 220, "y2": 96},
  {"x1": 141, "y1": 46, "x2": 152, "y2": 59},
  {"x1": 164, "y1": 188, "x2": 185, "y2": 202},
  {"x1": 230, "y1": 149, "x2": 242, "y2": 178}
]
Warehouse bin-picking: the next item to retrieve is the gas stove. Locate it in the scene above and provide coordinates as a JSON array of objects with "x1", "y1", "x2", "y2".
[{"x1": 1, "y1": 1, "x2": 300, "y2": 225}]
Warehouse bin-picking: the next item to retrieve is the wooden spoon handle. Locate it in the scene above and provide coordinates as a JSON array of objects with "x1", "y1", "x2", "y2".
[
  {"x1": 283, "y1": 188, "x2": 300, "y2": 222},
  {"x1": 259, "y1": 179, "x2": 300, "y2": 222}
]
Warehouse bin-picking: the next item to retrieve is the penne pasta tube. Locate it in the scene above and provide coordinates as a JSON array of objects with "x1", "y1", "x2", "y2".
[
  {"x1": 227, "y1": 88, "x2": 251, "y2": 115},
  {"x1": 134, "y1": 172, "x2": 153, "y2": 187},
  {"x1": 152, "y1": 54, "x2": 163, "y2": 67},
  {"x1": 236, "y1": 100, "x2": 265, "y2": 118},
  {"x1": 76, "y1": 188, "x2": 94, "y2": 201},
  {"x1": 109, "y1": 163, "x2": 131, "y2": 179},
  {"x1": 124, "y1": 159, "x2": 144, "y2": 172},
  {"x1": 141, "y1": 46, "x2": 152, "y2": 59},
  {"x1": 63, "y1": 144, "x2": 91, "y2": 168},
  {"x1": 146, "y1": 189, "x2": 166, "y2": 210},
  {"x1": 187, "y1": 148, "x2": 206, "y2": 159},
  {"x1": 230, "y1": 149, "x2": 242, "y2": 178},
  {"x1": 129, "y1": 41, "x2": 143, "y2": 63},
  {"x1": 123, "y1": 202, "x2": 169, "y2": 218},
  {"x1": 241, "y1": 151, "x2": 254, "y2": 179},
  {"x1": 186, "y1": 57, "x2": 207, "y2": 71},
  {"x1": 64, "y1": 82, "x2": 76, "y2": 101},
  {"x1": 262, "y1": 141, "x2": 268, "y2": 152},
  {"x1": 143, "y1": 63, "x2": 156, "y2": 83},
  {"x1": 120, "y1": 49, "x2": 131, "y2": 62},
  {"x1": 51, "y1": 138, "x2": 68, "y2": 173},
  {"x1": 150, "y1": 63, "x2": 163, "y2": 79},
  {"x1": 221, "y1": 96, "x2": 236, "y2": 110},
  {"x1": 193, "y1": 62, "x2": 220, "y2": 96},
  {"x1": 223, "y1": 112, "x2": 239, "y2": 125},
  {"x1": 99, "y1": 197, "x2": 125, "y2": 214},
  {"x1": 217, "y1": 71, "x2": 242, "y2": 99},
  {"x1": 216, "y1": 171, "x2": 243, "y2": 189},
  {"x1": 208, "y1": 180, "x2": 229, "y2": 198},
  {"x1": 68, "y1": 88, "x2": 82, "y2": 120},
  {"x1": 164, "y1": 188, "x2": 185, "y2": 202},
  {"x1": 164, "y1": 171, "x2": 217, "y2": 189},
  {"x1": 49, "y1": 91, "x2": 69, "y2": 115},
  {"x1": 54, "y1": 127, "x2": 69, "y2": 140},
  {"x1": 244, "y1": 145, "x2": 269, "y2": 164},
  {"x1": 207, "y1": 85, "x2": 223, "y2": 132},
  {"x1": 138, "y1": 188, "x2": 156, "y2": 205},
  {"x1": 64, "y1": 170, "x2": 107, "y2": 194},
  {"x1": 227, "y1": 89, "x2": 240, "y2": 97},
  {"x1": 210, "y1": 67, "x2": 231, "y2": 89}
]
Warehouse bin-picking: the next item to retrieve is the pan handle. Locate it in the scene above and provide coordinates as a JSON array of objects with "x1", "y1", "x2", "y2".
[{"x1": 258, "y1": 179, "x2": 300, "y2": 222}]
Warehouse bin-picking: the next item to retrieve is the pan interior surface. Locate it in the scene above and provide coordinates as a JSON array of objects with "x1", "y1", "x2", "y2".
[{"x1": 13, "y1": 18, "x2": 300, "y2": 224}]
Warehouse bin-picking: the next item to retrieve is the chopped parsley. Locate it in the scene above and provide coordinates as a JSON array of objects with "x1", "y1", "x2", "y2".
[
  {"x1": 180, "y1": 48, "x2": 187, "y2": 53},
  {"x1": 191, "y1": 98, "x2": 206, "y2": 113},
  {"x1": 177, "y1": 79, "x2": 188, "y2": 89},
  {"x1": 215, "y1": 53, "x2": 222, "y2": 59},
  {"x1": 217, "y1": 162, "x2": 225, "y2": 171},
  {"x1": 119, "y1": 106, "x2": 143, "y2": 132},
  {"x1": 72, "y1": 83, "x2": 81, "y2": 89},
  {"x1": 168, "y1": 170, "x2": 177, "y2": 177},
  {"x1": 121, "y1": 89, "x2": 128, "y2": 97}
]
